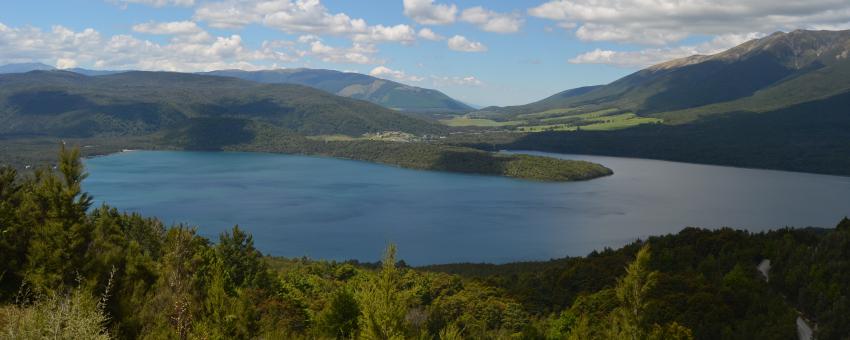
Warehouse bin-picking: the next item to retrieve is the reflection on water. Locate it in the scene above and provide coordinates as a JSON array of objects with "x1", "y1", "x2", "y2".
[{"x1": 84, "y1": 151, "x2": 850, "y2": 265}]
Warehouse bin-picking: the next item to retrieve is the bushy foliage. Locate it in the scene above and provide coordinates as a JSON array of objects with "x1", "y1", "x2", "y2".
[{"x1": 0, "y1": 147, "x2": 846, "y2": 339}]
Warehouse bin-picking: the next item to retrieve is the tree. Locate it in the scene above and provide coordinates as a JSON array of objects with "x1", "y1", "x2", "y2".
[
  {"x1": 317, "y1": 288, "x2": 361, "y2": 339},
  {"x1": 216, "y1": 225, "x2": 270, "y2": 291},
  {"x1": 357, "y1": 244, "x2": 409, "y2": 340},
  {"x1": 23, "y1": 144, "x2": 94, "y2": 291},
  {"x1": 609, "y1": 244, "x2": 657, "y2": 340}
]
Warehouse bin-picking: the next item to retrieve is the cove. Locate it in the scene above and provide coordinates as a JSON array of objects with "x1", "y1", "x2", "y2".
[{"x1": 83, "y1": 151, "x2": 850, "y2": 265}]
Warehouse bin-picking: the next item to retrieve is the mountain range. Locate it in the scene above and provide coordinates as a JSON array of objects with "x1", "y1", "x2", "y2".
[
  {"x1": 476, "y1": 29, "x2": 850, "y2": 125},
  {"x1": 204, "y1": 69, "x2": 473, "y2": 114},
  {"x1": 2, "y1": 29, "x2": 850, "y2": 175},
  {"x1": 486, "y1": 29, "x2": 850, "y2": 176},
  {"x1": 0, "y1": 63, "x2": 472, "y2": 115},
  {"x1": 0, "y1": 70, "x2": 443, "y2": 148}
]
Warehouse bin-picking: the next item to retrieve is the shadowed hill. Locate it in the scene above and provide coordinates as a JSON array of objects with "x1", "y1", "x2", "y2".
[
  {"x1": 204, "y1": 68, "x2": 473, "y2": 114},
  {"x1": 475, "y1": 30, "x2": 850, "y2": 122},
  {"x1": 0, "y1": 70, "x2": 444, "y2": 138}
]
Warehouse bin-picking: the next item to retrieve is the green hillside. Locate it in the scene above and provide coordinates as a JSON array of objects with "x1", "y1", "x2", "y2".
[
  {"x1": 0, "y1": 70, "x2": 444, "y2": 138},
  {"x1": 204, "y1": 69, "x2": 473, "y2": 114},
  {"x1": 462, "y1": 30, "x2": 850, "y2": 131},
  {"x1": 0, "y1": 71, "x2": 611, "y2": 182},
  {"x1": 442, "y1": 30, "x2": 850, "y2": 176}
]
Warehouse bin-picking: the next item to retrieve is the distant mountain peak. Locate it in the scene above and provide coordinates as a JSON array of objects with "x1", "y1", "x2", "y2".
[
  {"x1": 0, "y1": 62, "x2": 56, "y2": 74},
  {"x1": 651, "y1": 29, "x2": 850, "y2": 72},
  {"x1": 204, "y1": 68, "x2": 472, "y2": 114}
]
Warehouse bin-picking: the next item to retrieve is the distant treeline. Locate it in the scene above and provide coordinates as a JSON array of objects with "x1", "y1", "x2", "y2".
[
  {"x1": 1, "y1": 147, "x2": 848, "y2": 339},
  {"x1": 458, "y1": 91, "x2": 850, "y2": 177},
  {"x1": 228, "y1": 125, "x2": 612, "y2": 182}
]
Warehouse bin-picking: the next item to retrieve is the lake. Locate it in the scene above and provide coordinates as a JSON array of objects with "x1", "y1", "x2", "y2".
[{"x1": 83, "y1": 151, "x2": 850, "y2": 265}]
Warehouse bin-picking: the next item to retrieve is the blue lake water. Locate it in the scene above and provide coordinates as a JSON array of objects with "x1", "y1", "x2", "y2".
[{"x1": 83, "y1": 150, "x2": 850, "y2": 265}]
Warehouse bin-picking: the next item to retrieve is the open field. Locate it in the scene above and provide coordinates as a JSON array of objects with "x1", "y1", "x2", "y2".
[
  {"x1": 439, "y1": 117, "x2": 524, "y2": 127},
  {"x1": 442, "y1": 109, "x2": 663, "y2": 132}
]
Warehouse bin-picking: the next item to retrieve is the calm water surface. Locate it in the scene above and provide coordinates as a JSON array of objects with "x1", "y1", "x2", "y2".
[{"x1": 84, "y1": 151, "x2": 850, "y2": 264}]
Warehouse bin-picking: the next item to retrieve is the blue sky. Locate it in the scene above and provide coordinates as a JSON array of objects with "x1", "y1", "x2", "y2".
[{"x1": 2, "y1": 0, "x2": 849, "y2": 106}]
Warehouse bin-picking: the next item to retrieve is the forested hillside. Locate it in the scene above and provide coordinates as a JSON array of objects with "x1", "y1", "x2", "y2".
[
  {"x1": 0, "y1": 70, "x2": 443, "y2": 138},
  {"x1": 447, "y1": 30, "x2": 850, "y2": 177},
  {"x1": 1, "y1": 148, "x2": 847, "y2": 339},
  {"x1": 205, "y1": 69, "x2": 473, "y2": 114}
]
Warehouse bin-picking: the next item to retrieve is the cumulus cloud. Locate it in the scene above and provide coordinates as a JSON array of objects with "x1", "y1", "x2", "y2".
[
  {"x1": 132, "y1": 21, "x2": 202, "y2": 35},
  {"x1": 529, "y1": 0, "x2": 850, "y2": 45},
  {"x1": 460, "y1": 6, "x2": 523, "y2": 33},
  {"x1": 354, "y1": 24, "x2": 416, "y2": 44},
  {"x1": 431, "y1": 75, "x2": 483, "y2": 86},
  {"x1": 194, "y1": 0, "x2": 419, "y2": 47},
  {"x1": 132, "y1": 21, "x2": 212, "y2": 43},
  {"x1": 112, "y1": 0, "x2": 194, "y2": 7},
  {"x1": 447, "y1": 35, "x2": 487, "y2": 52},
  {"x1": 306, "y1": 40, "x2": 378, "y2": 64},
  {"x1": 56, "y1": 58, "x2": 78, "y2": 69},
  {"x1": 417, "y1": 28, "x2": 444, "y2": 41},
  {"x1": 0, "y1": 22, "x2": 297, "y2": 71},
  {"x1": 403, "y1": 0, "x2": 457, "y2": 25},
  {"x1": 369, "y1": 66, "x2": 423, "y2": 82},
  {"x1": 569, "y1": 33, "x2": 764, "y2": 68}
]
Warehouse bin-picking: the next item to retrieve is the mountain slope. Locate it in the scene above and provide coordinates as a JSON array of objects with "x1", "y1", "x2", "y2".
[
  {"x1": 477, "y1": 29, "x2": 850, "y2": 123},
  {"x1": 0, "y1": 70, "x2": 443, "y2": 139},
  {"x1": 204, "y1": 69, "x2": 473, "y2": 114}
]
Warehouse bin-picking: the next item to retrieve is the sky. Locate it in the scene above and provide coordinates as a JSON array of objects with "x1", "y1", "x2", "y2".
[{"x1": 1, "y1": 1, "x2": 850, "y2": 106}]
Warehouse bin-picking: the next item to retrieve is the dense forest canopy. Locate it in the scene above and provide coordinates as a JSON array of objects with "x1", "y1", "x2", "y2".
[{"x1": 0, "y1": 147, "x2": 847, "y2": 339}]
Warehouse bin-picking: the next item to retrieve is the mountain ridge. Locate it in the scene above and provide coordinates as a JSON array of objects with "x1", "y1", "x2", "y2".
[
  {"x1": 203, "y1": 68, "x2": 474, "y2": 114},
  {"x1": 473, "y1": 29, "x2": 850, "y2": 122},
  {"x1": 0, "y1": 63, "x2": 473, "y2": 115},
  {"x1": 0, "y1": 70, "x2": 444, "y2": 141}
]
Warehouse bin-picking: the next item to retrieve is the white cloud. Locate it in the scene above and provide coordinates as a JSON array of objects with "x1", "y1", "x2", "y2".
[
  {"x1": 417, "y1": 28, "x2": 444, "y2": 41},
  {"x1": 0, "y1": 22, "x2": 297, "y2": 72},
  {"x1": 460, "y1": 6, "x2": 523, "y2": 33},
  {"x1": 132, "y1": 21, "x2": 203, "y2": 35},
  {"x1": 112, "y1": 0, "x2": 194, "y2": 7},
  {"x1": 403, "y1": 0, "x2": 457, "y2": 25},
  {"x1": 195, "y1": 0, "x2": 417, "y2": 46},
  {"x1": 354, "y1": 24, "x2": 416, "y2": 44},
  {"x1": 132, "y1": 21, "x2": 212, "y2": 43},
  {"x1": 369, "y1": 66, "x2": 423, "y2": 82},
  {"x1": 297, "y1": 34, "x2": 320, "y2": 43},
  {"x1": 529, "y1": 0, "x2": 850, "y2": 45},
  {"x1": 447, "y1": 35, "x2": 487, "y2": 52},
  {"x1": 56, "y1": 58, "x2": 78, "y2": 69},
  {"x1": 261, "y1": 0, "x2": 368, "y2": 35},
  {"x1": 307, "y1": 40, "x2": 378, "y2": 64},
  {"x1": 569, "y1": 33, "x2": 764, "y2": 68},
  {"x1": 431, "y1": 75, "x2": 483, "y2": 86}
]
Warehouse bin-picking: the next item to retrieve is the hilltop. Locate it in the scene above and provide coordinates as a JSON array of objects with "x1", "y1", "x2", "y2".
[
  {"x1": 205, "y1": 68, "x2": 473, "y2": 114},
  {"x1": 448, "y1": 30, "x2": 850, "y2": 176}
]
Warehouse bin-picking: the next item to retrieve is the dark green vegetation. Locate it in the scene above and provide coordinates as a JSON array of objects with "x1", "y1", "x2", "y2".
[
  {"x1": 0, "y1": 70, "x2": 610, "y2": 181},
  {"x1": 204, "y1": 69, "x2": 473, "y2": 114},
  {"x1": 0, "y1": 70, "x2": 442, "y2": 138},
  {"x1": 449, "y1": 29, "x2": 850, "y2": 176},
  {"x1": 2, "y1": 148, "x2": 848, "y2": 339},
  {"x1": 236, "y1": 127, "x2": 612, "y2": 181}
]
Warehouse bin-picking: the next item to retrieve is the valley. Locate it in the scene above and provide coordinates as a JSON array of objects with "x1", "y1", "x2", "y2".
[{"x1": 1, "y1": 19, "x2": 850, "y2": 339}]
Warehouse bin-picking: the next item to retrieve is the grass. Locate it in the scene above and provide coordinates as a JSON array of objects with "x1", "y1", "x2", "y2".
[
  {"x1": 443, "y1": 110, "x2": 663, "y2": 133},
  {"x1": 439, "y1": 117, "x2": 524, "y2": 127},
  {"x1": 441, "y1": 108, "x2": 661, "y2": 133}
]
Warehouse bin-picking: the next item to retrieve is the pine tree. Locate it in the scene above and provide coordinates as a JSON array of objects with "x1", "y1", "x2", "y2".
[
  {"x1": 357, "y1": 244, "x2": 409, "y2": 340},
  {"x1": 23, "y1": 144, "x2": 94, "y2": 291}
]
